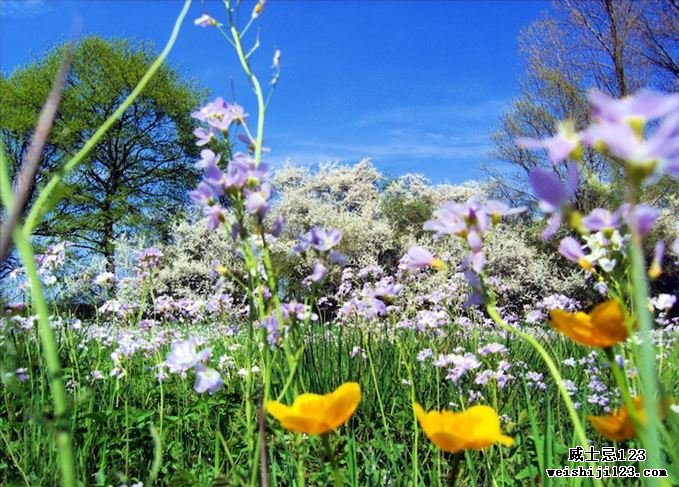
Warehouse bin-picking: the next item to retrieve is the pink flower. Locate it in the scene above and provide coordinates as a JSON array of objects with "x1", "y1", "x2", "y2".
[
  {"x1": 403, "y1": 246, "x2": 443, "y2": 271},
  {"x1": 194, "y1": 14, "x2": 218, "y2": 27}
]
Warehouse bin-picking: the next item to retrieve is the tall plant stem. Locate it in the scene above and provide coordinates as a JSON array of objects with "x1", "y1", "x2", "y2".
[
  {"x1": 629, "y1": 235, "x2": 663, "y2": 479},
  {"x1": 14, "y1": 228, "x2": 77, "y2": 487},
  {"x1": 486, "y1": 303, "x2": 603, "y2": 487},
  {"x1": 322, "y1": 435, "x2": 344, "y2": 487}
]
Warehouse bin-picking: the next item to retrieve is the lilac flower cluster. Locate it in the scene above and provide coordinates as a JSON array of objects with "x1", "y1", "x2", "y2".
[
  {"x1": 404, "y1": 197, "x2": 524, "y2": 305},
  {"x1": 188, "y1": 98, "x2": 275, "y2": 231},
  {"x1": 293, "y1": 226, "x2": 346, "y2": 285},
  {"x1": 522, "y1": 90, "x2": 679, "y2": 244},
  {"x1": 523, "y1": 294, "x2": 581, "y2": 325},
  {"x1": 135, "y1": 247, "x2": 163, "y2": 280},
  {"x1": 32, "y1": 241, "x2": 69, "y2": 286},
  {"x1": 256, "y1": 301, "x2": 317, "y2": 347}
]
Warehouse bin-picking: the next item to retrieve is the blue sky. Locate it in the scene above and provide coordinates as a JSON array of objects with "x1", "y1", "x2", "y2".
[{"x1": 1, "y1": 0, "x2": 550, "y2": 184}]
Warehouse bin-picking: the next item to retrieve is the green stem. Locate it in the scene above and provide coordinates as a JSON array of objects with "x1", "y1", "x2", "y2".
[
  {"x1": 603, "y1": 348, "x2": 646, "y2": 442},
  {"x1": 0, "y1": 426, "x2": 30, "y2": 486},
  {"x1": 447, "y1": 452, "x2": 462, "y2": 487},
  {"x1": 322, "y1": 434, "x2": 344, "y2": 487},
  {"x1": 364, "y1": 333, "x2": 391, "y2": 443},
  {"x1": 629, "y1": 234, "x2": 664, "y2": 475},
  {"x1": 486, "y1": 302, "x2": 600, "y2": 487},
  {"x1": 14, "y1": 229, "x2": 77, "y2": 487},
  {"x1": 229, "y1": 25, "x2": 266, "y2": 166},
  {"x1": 22, "y1": 0, "x2": 192, "y2": 237}
]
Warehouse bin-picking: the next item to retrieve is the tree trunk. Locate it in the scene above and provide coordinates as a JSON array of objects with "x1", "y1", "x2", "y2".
[
  {"x1": 101, "y1": 196, "x2": 116, "y2": 276},
  {"x1": 605, "y1": 0, "x2": 628, "y2": 96}
]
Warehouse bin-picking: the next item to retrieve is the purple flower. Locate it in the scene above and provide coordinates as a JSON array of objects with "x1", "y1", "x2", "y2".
[
  {"x1": 194, "y1": 14, "x2": 218, "y2": 27},
  {"x1": 517, "y1": 122, "x2": 581, "y2": 164},
  {"x1": 244, "y1": 183, "x2": 272, "y2": 216},
  {"x1": 193, "y1": 127, "x2": 215, "y2": 146},
  {"x1": 594, "y1": 281, "x2": 608, "y2": 296},
  {"x1": 371, "y1": 279, "x2": 403, "y2": 301},
  {"x1": 204, "y1": 205, "x2": 227, "y2": 230},
  {"x1": 485, "y1": 200, "x2": 526, "y2": 224},
  {"x1": 424, "y1": 198, "x2": 489, "y2": 238},
  {"x1": 226, "y1": 103, "x2": 248, "y2": 126},
  {"x1": 581, "y1": 90, "x2": 679, "y2": 178},
  {"x1": 193, "y1": 366, "x2": 224, "y2": 394},
  {"x1": 526, "y1": 371, "x2": 547, "y2": 390},
  {"x1": 308, "y1": 261, "x2": 327, "y2": 283},
  {"x1": 582, "y1": 114, "x2": 679, "y2": 176},
  {"x1": 445, "y1": 353, "x2": 482, "y2": 383},
  {"x1": 417, "y1": 348, "x2": 433, "y2": 362},
  {"x1": 205, "y1": 160, "x2": 225, "y2": 186},
  {"x1": 191, "y1": 97, "x2": 231, "y2": 130},
  {"x1": 15, "y1": 368, "x2": 28, "y2": 382},
  {"x1": 478, "y1": 343, "x2": 508, "y2": 356},
  {"x1": 559, "y1": 237, "x2": 592, "y2": 270},
  {"x1": 649, "y1": 240, "x2": 665, "y2": 279},
  {"x1": 328, "y1": 250, "x2": 347, "y2": 265},
  {"x1": 403, "y1": 246, "x2": 442, "y2": 271},
  {"x1": 166, "y1": 339, "x2": 211, "y2": 374},
  {"x1": 621, "y1": 204, "x2": 659, "y2": 236},
  {"x1": 650, "y1": 293, "x2": 676, "y2": 311},
  {"x1": 295, "y1": 227, "x2": 342, "y2": 253},
  {"x1": 529, "y1": 163, "x2": 579, "y2": 210},
  {"x1": 190, "y1": 182, "x2": 217, "y2": 205},
  {"x1": 589, "y1": 89, "x2": 679, "y2": 124},
  {"x1": 581, "y1": 208, "x2": 620, "y2": 232},
  {"x1": 94, "y1": 272, "x2": 116, "y2": 286},
  {"x1": 271, "y1": 216, "x2": 285, "y2": 237},
  {"x1": 529, "y1": 162, "x2": 579, "y2": 239},
  {"x1": 137, "y1": 247, "x2": 163, "y2": 269}
]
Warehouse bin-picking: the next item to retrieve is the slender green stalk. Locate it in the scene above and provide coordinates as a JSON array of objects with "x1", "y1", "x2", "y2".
[
  {"x1": 322, "y1": 434, "x2": 344, "y2": 487},
  {"x1": 485, "y1": 303, "x2": 603, "y2": 487},
  {"x1": 397, "y1": 339, "x2": 419, "y2": 486},
  {"x1": 0, "y1": 425, "x2": 30, "y2": 486},
  {"x1": 13, "y1": 229, "x2": 77, "y2": 487},
  {"x1": 3, "y1": 142, "x2": 76, "y2": 486},
  {"x1": 447, "y1": 453, "x2": 462, "y2": 487},
  {"x1": 629, "y1": 235, "x2": 663, "y2": 478},
  {"x1": 229, "y1": 24, "x2": 266, "y2": 166},
  {"x1": 22, "y1": 0, "x2": 192, "y2": 237},
  {"x1": 364, "y1": 333, "x2": 392, "y2": 444},
  {"x1": 603, "y1": 348, "x2": 646, "y2": 442}
]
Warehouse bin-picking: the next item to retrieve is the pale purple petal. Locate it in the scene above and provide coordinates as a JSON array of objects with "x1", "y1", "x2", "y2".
[
  {"x1": 559, "y1": 237, "x2": 585, "y2": 263},
  {"x1": 194, "y1": 367, "x2": 224, "y2": 394}
]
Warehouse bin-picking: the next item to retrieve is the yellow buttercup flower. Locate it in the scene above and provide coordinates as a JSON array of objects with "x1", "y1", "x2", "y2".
[
  {"x1": 413, "y1": 403, "x2": 514, "y2": 453},
  {"x1": 588, "y1": 397, "x2": 670, "y2": 442},
  {"x1": 266, "y1": 382, "x2": 361, "y2": 435},
  {"x1": 549, "y1": 300, "x2": 628, "y2": 348}
]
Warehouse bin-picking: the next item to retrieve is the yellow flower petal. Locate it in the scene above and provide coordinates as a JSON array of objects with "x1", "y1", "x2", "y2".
[
  {"x1": 279, "y1": 414, "x2": 328, "y2": 435},
  {"x1": 549, "y1": 300, "x2": 627, "y2": 348},
  {"x1": 588, "y1": 414, "x2": 633, "y2": 442},
  {"x1": 412, "y1": 403, "x2": 512, "y2": 453},
  {"x1": 267, "y1": 382, "x2": 361, "y2": 435},
  {"x1": 590, "y1": 300, "x2": 628, "y2": 344},
  {"x1": 291, "y1": 393, "x2": 327, "y2": 416},
  {"x1": 265, "y1": 401, "x2": 292, "y2": 421},
  {"x1": 325, "y1": 382, "x2": 361, "y2": 430},
  {"x1": 429, "y1": 431, "x2": 466, "y2": 453},
  {"x1": 498, "y1": 435, "x2": 515, "y2": 447}
]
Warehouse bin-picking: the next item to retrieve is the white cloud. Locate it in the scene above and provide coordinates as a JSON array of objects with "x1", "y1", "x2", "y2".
[{"x1": 0, "y1": 0, "x2": 52, "y2": 18}]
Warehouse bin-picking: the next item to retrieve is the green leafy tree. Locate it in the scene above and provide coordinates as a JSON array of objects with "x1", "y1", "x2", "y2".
[{"x1": 1, "y1": 36, "x2": 205, "y2": 273}]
